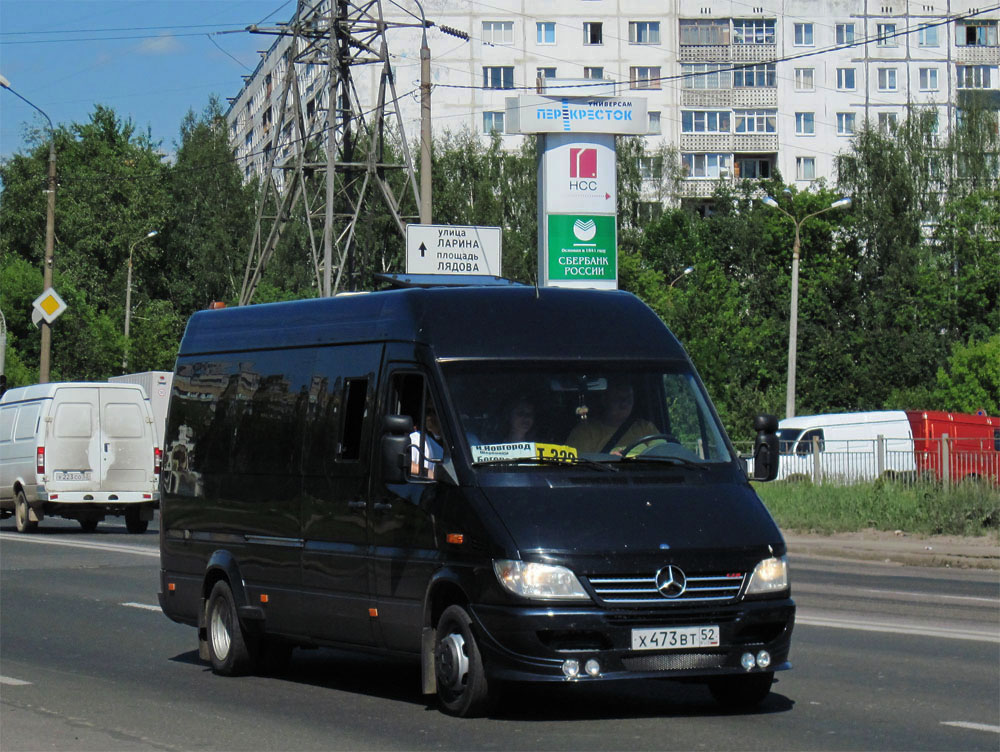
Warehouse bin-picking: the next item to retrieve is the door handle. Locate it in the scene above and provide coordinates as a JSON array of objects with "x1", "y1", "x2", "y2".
[
  {"x1": 104, "y1": 443, "x2": 110, "y2": 452},
  {"x1": 347, "y1": 500, "x2": 366, "y2": 511},
  {"x1": 373, "y1": 502, "x2": 392, "y2": 512}
]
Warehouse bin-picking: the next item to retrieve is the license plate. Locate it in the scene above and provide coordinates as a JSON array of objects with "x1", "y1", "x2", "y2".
[
  {"x1": 54, "y1": 471, "x2": 92, "y2": 481},
  {"x1": 631, "y1": 625, "x2": 720, "y2": 651}
]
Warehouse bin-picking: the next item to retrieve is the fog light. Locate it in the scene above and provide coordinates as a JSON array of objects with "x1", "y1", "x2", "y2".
[
  {"x1": 756, "y1": 650, "x2": 772, "y2": 669},
  {"x1": 740, "y1": 652, "x2": 756, "y2": 671},
  {"x1": 585, "y1": 659, "x2": 601, "y2": 677},
  {"x1": 562, "y1": 659, "x2": 580, "y2": 678}
]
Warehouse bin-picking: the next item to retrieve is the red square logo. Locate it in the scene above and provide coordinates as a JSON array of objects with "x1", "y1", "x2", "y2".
[{"x1": 570, "y1": 147, "x2": 598, "y2": 179}]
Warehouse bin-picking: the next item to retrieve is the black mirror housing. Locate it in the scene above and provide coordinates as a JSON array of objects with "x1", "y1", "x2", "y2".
[
  {"x1": 381, "y1": 414, "x2": 412, "y2": 484},
  {"x1": 752, "y1": 413, "x2": 780, "y2": 482}
]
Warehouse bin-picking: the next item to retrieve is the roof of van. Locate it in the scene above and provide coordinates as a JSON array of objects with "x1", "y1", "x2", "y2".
[
  {"x1": 0, "y1": 381, "x2": 146, "y2": 405},
  {"x1": 177, "y1": 287, "x2": 688, "y2": 362},
  {"x1": 779, "y1": 411, "x2": 909, "y2": 430}
]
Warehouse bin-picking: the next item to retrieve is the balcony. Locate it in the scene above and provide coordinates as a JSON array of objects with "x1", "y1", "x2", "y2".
[
  {"x1": 679, "y1": 43, "x2": 777, "y2": 64},
  {"x1": 680, "y1": 133, "x2": 732, "y2": 152},
  {"x1": 733, "y1": 133, "x2": 778, "y2": 152},
  {"x1": 732, "y1": 44, "x2": 777, "y2": 63},
  {"x1": 681, "y1": 89, "x2": 733, "y2": 108},
  {"x1": 732, "y1": 88, "x2": 778, "y2": 108},
  {"x1": 955, "y1": 45, "x2": 1000, "y2": 65}
]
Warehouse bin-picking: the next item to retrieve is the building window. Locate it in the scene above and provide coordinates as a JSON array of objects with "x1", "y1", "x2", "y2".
[
  {"x1": 877, "y1": 68, "x2": 898, "y2": 91},
  {"x1": 836, "y1": 23, "x2": 855, "y2": 45},
  {"x1": 735, "y1": 109, "x2": 777, "y2": 133},
  {"x1": 957, "y1": 65, "x2": 995, "y2": 89},
  {"x1": 795, "y1": 112, "x2": 815, "y2": 135},
  {"x1": 837, "y1": 68, "x2": 856, "y2": 90},
  {"x1": 630, "y1": 66, "x2": 661, "y2": 89},
  {"x1": 918, "y1": 25, "x2": 939, "y2": 46},
  {"x1": 734, "y1": 63, "x2": 777, "y2": 88},
  {"x1": 483, "y1": 66, "x2": 514, "y2": 89},
  {"x1": 733, "y1": 19, "x2": 775, "y2": 44},
  {"x1": 876, "y1": 23, "x2": 897, "y2": 46},
  {"x1": 736, "y1": 158, "x2": 772, "y2": 179},
  {"x1": 682, "y1": 63, "x2": 731, "y2": 89},
  {"x1": 584, "y1": 66, "x2": 604, "y2": 80},
  {"x1": 648, "y1": 111, "x2": 661, "y2": 134},
  {"x1": 794, "y1": 68, "x2": 815, "y2": 91},
  {"x1": 878, "y1": 112, "x2": 899, "y2": 130},
  {"x1": 682, "y1": 110, "x2": 731, "y2": 133},
  {"x1": 537, "y1": 67, "x2": 557, "y2": 81},
  {"x1": 537, "y1": 22, "x2": 556, "y2": 44},
  {"x1": 637, "y1": 156, "x2": 664, "y2": 179},
  {"x1": 679, "y1": 19, "x2": 730, "y2": 45},
  {"x1": 483, "y1": 111, "x2": 505, "y2": 134},
  {"x1": 837, "y1": 112, "x2": 856, "y2": 135},
  {"x1": 957, "y1": 21, "x2": 998, "y2": 46},
  {"x1": 682, "y1": 153, "x2": 731, "y2": 178},
  {"x1": 583, "y1": 22, "x2": 603, "y2": 45},
  {"x1": 796, "y1": 156, "x2": 816, "y2": 180},
  {"x1": 244, "y1": 130, "x2": 253, "y2": 148},
  {"x1": 630, "y1": 21, "x2": 660, "y2": 45},
  {"x1": 482, "y1": 21, "x2": 513, "y2": 45},
  {"x1": 919, "y1": 68, "x2": 939, "y2": 91},
  {"x1": 794, "y1": 23, "x2": 814, "y2": 46}
]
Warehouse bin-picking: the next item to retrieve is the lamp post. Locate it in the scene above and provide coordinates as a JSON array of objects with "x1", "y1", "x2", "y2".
[
  {"x1": 123, "y1": 230, "x2": 158, "y2": 373},
  {"x1": 762, "y1": 195, "x2": 851, "y2": 419},
  {"x1": 1, "y1": 74, "x2": 57, "y2": 383},
  {"x1": 670, "y1": 265, "x2": 694, "y2": 287},
  {"x1": 413, "y1": 0, "x2": 432, "y2": 224}
]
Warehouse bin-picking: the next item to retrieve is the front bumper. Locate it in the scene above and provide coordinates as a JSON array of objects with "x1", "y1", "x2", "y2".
[{"x1": 469, "y1": 597, "x2": 794, "y2": 683}]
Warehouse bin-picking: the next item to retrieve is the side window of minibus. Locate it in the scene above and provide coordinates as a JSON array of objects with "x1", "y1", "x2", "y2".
[
  {"x1": 994, "y1": 429, "x2": 999, "y2": 452},
  {"x1": 340, "y1": 378, "x2": 369, "y2": 460},
  {"x1": 388, "y1": 372, "x2": 443, "y2": 480},
  {"x1": 796, "y1": 429, "x2": 825, "y2": 455}
]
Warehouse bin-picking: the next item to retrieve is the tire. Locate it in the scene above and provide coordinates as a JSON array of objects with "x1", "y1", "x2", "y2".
[
  {"x1": 708, "y1": 672, "x2": 774, "y2": 710},
  {"x1": 434, "y1": 604, "x2": 492, "y2": 717},
  {"x1": 14, "y1": 490, "x2": 37, "y2": 534},
  {"x1": 125, "y1": 507, "x2": 148, "y2": 534},
  {"x1": 205, "y1": 580, "x2": 255, "y2": 676},
  {"x1": 79, "y1": 518, "x2": 99, "y2": 533}
]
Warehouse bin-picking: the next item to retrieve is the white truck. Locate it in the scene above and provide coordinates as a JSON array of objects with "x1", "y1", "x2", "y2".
[
  {"x1": 109, "y1": 371, "x2": 173, "y2": 447},
  {"x1": 0, "y1": 382, "x2": 161, "y2": 533}
]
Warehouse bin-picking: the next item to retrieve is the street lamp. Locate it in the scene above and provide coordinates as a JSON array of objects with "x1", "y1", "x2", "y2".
[
  {"x1": 670, "y1": 265, "x2": 694, "y2": 287},
  {"x1": 1, "y1": 74, "x2": 57, "y2": 383},
  {"x1": 122, "y1": 230, "x2": 158, "y2": 373},
  {"x1": 763, "y1": 194, "x2": 851, "y2": 419},
  {"x1": 413, "y1": 0, "x2": 432, "y2": 224}
]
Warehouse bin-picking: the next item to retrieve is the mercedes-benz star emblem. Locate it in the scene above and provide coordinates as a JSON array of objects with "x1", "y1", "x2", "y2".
[{"x1": 655, "y1": 565, "x2": 687, "y2": 598}]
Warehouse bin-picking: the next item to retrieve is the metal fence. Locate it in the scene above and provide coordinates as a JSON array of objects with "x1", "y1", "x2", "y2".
[{"x1": 738, "y1": 434, "x2": 1000, "y2": 487}]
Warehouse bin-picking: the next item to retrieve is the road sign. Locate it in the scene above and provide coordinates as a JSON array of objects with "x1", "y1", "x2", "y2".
[
  {"x1": 405, "y1": 224, "x2": 502, "y2": 276},
  {"x1": 32, "y1": 287, "x2": 67, "y2": 326}
]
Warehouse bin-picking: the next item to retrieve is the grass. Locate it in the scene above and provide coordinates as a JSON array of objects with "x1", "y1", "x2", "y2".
[{"x1": 753, "y1": 479, "x2": 1000, "y2": 538}]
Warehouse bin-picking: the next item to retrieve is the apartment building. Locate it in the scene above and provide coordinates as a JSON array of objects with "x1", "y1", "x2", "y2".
[{"x1": 227, "y1": 1, "x2": 999, "y2": 198}]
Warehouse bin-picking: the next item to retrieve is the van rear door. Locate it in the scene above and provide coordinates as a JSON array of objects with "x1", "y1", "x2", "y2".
[
  {"x1": 100, "y1": 390, "x2": 154, "y2": 491},
  {"x1": 48, "y1": 387, "x2": 102, "y2": 490}
]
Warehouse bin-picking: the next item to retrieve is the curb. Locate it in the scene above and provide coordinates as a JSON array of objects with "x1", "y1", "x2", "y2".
[{"x1": 783, "y1": 532, "x2": 1000, "y2": 570}]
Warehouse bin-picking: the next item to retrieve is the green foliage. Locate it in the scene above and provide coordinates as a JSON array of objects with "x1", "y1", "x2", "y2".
[{"x1": 930, "y1": 335, "x2": 1000, "y2": 414}]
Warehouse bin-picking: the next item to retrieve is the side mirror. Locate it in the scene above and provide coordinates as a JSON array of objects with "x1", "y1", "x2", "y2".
[
  {"x1": 752, "y1": 413, "x2": 780, "y2": 482},
  {"x1": 381, "y1": 414, "x2": 412, "y2": 484}
]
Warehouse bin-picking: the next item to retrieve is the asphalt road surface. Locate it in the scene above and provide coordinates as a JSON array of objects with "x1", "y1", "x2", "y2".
[{"x1": 1, "y1": 516, "x2": 997, "y2": 751}]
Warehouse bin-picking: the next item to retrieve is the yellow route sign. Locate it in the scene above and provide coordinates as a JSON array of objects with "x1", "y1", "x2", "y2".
[{"x1": 32, "y1": 287, "x2": 67, "y2": 325}]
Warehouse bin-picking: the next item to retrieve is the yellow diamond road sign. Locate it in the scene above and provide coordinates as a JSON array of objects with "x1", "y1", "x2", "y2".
[{"x1": 32, "y1": 287, "x2": 67, "y2": 325}]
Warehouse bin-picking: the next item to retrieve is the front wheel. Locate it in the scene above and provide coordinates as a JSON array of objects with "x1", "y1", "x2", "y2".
[
  {"x1": 708, "y1": 671, "x2": 774, "y2": 710},
  {"x1": 205, "y1": 581, "x2": 254, "y2": 676},
  {"x1": 14, "y1": 490, "x2": 37, "y2": 533},
  {"x1": 434, "y1": 605, "x2": 492, "y2": 717}
]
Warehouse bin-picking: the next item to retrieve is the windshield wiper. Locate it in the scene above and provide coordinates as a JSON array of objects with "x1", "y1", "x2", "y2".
[
  {"x1": 474, "y1": 456, "x2": 618, "y2": 472},
  {"x1": 617, "y1": 455, "x2": 707, "y2": 471}
]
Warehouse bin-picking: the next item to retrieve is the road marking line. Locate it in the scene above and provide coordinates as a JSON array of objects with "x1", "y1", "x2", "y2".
[
  {"x1": 941, "y1": 722, "x2": 1000, "y2": 734},
  {"x1": 0, "y1": 675, "x2": 32, "y2": 686},
  {"x1": 122, "y1": 602, "x2": 161, "y2": 612},
  {"x1": 796, "y1": 614, "x2": 999, "y2": 643},
  {"x1": 0, "y1": 532, "x2": 158, "y2": 558}
]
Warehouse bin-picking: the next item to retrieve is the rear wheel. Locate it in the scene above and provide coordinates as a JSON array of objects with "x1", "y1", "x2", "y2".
[
  {"x1": 434, "y1": 604, "x2": 492, "y2": 717},
  {"x1": 14, "y1": 490, "x2": 37, "y2": 533},
  {"x1": 125, "y1": 507, "x2": 148, "y2": 534},
  {"x1": 205, "y1": 581, "x2": 254, "y2": 676},
  {"x1": 79, "y1": 518, "x2": 99, "y2": 533},
  {"x1": 708, "y1": 672, "x2": 774, "y2": 710}
]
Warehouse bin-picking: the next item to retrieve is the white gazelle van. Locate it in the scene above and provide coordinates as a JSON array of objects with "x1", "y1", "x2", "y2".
[{"x1": 0, "y1": 382, "x2": 161, "y2": 533}]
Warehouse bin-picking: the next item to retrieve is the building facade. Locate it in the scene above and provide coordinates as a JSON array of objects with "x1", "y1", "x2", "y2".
[{"x1": 227, "y1": 1, "x2": 999, "y2": 198}]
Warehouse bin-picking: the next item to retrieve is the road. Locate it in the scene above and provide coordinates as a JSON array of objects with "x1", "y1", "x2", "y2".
[{"x1": 1, "y1": 516, "x2": 997, "y2": 751}]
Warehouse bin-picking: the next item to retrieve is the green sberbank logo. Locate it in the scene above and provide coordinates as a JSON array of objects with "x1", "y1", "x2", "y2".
[{"x1": 547, "y1": 214, "x2": 616, "y2": 281}]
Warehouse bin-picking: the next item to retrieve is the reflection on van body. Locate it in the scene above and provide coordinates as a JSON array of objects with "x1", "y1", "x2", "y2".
[{"x1": 158, "y1": 284, "x2": 792, "y2": 716}]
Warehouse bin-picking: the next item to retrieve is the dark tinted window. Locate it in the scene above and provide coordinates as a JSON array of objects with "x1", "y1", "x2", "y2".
[{"x1": 340, "y1": 379, "x2": 368, "y2": 460}]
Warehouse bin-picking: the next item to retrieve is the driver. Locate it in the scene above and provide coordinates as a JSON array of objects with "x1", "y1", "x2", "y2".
[{"x1": 566, "y1": 381, "x2": 657, "y2": 454}]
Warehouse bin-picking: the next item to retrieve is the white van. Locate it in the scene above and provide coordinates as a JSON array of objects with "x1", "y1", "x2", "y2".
[
  {"x1": 0, "y1": 382, "x2": 160, "y2": 533},
  {"x1": 776, "y1": 411, "x2": 916, "y2": 482}
]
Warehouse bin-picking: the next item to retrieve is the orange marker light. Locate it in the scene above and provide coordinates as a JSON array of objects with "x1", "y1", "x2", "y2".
[
  {"x1": 167, "y1": 583, "x2": 176, "y2": 592},
  {"x1": 446, "y1": 533, "x2": 464, "y2": 545},
  {"x1": 368, "y1": 608, "x2": 379, "y2": 618},
  {"x1": 260, "y1": 594, "x2": 269, "y2": 604}
]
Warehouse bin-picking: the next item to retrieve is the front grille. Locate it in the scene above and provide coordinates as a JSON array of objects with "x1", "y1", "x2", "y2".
[
  {"x1": 586, "y1": 572, "x2": 745, "y2": 605},
  {"x1": 622, "y1": 652, "x2": 727, "y2": 671}
]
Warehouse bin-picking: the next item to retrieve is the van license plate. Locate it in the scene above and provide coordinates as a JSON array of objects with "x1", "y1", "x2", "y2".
[
  {"x1": 54, "y1": 471, "x2": 92, "y2": 481},
  {"x1": 631, "y1": 626, "x2": 720, "y2": 650}
]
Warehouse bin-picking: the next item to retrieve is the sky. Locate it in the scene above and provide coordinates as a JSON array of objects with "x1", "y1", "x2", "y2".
[{"x1": 0, "y1": 0, "x2": 296, "y2": 161}]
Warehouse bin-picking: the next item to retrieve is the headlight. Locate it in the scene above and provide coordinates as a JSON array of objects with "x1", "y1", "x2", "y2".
[
  {"x1": 493, "y1": 560, "x2": 590, "y2": 600},
  {"x1": 745, "y1": 555, "x2": 789, "y2": 595}
]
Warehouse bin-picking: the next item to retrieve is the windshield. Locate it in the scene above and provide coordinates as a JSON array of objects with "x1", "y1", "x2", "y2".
[{"x1": 442, "y1": 362, "x2": 733, "y2": 468}]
